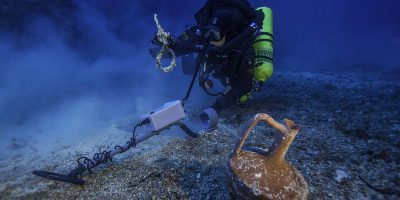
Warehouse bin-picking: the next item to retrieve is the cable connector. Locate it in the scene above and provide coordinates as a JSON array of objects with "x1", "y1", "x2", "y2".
[{"x1": 139, "y1": 118, "x2": 150, "y2": 126}]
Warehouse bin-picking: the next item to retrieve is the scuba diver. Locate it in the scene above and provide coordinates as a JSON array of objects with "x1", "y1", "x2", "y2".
[{"x1": 151, "y1": 0, "x2": 273, "y2": 129}]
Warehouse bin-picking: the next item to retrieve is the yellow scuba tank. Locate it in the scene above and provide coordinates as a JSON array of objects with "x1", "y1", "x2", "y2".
[
  {"x1": 253, "y1": 7, "x2": 273, "y2": 83},
  {"x1": 239, "y1": 7, "x2": 273, "y2": 103}
]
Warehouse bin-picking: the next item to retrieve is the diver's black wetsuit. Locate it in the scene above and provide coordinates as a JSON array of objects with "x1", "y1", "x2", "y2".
[{"x1": 171, "y1": 0, "x2": 264, "y2": 113}]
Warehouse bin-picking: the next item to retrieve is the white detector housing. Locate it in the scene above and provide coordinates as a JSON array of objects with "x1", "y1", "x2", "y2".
[{"x1": 142, "y1": 100, "x2": 186, "y2": 131}]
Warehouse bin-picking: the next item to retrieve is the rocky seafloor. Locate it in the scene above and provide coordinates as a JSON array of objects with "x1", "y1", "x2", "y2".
[{"x1": 0, "y1": 69, "x2": 399, "y2": 199}]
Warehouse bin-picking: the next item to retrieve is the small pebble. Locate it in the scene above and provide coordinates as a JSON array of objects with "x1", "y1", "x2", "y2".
[{"x1": 335, "y1": 169, "x2": 350, "y2": 183}]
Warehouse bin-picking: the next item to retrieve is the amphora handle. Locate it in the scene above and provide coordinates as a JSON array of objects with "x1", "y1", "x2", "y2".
[{"x1": 232, "y1": 113, "x2": 300, "y2": 160}]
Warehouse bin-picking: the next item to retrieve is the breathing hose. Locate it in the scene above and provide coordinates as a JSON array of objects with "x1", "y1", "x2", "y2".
[{"x1": 182, "y1": 43, "x2": 210, "y2": 105}]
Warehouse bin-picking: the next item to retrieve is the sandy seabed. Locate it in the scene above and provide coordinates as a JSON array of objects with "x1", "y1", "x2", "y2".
[{"x1": 1, "y1": 69, "x2": 399, "y2": 199}]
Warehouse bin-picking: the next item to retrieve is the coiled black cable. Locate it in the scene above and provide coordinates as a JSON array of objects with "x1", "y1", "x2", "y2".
[
  {"x1": 76, "y1": 119, "x2": 149, "y2": 174},
  {"x1": 114, "y1": 123, "x2": 140, "y2": 153}
]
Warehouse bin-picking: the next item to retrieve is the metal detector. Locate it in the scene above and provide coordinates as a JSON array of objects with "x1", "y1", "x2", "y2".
[{"x1": 33, "y1": 100, "x2": 198, "y2": 185}]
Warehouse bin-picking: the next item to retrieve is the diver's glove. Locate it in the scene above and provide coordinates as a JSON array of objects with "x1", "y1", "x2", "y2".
[
  {"x1": 151, "y1": 33, "x2": 174, "y2": 47},
  {"x1": 149, "y1": 33, "x2": 174, "y2": 58},
  {"x1": 151, "y1": 33, "x2": 163, "y2": 46}
]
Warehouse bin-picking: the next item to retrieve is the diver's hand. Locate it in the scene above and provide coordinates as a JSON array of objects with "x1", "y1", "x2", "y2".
[
  {"x1": 151, "y1": 33, "x2": 174, "y2": 46},
  {"x1": 151, "y1": 34, "x2": 163, "y2": 46}
]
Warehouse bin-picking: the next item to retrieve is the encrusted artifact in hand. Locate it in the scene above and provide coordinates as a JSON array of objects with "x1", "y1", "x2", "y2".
[{"x1": 153, "y1": 14, "x2": 177, "y2": 73}]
